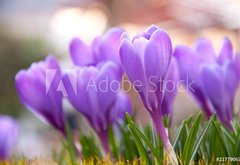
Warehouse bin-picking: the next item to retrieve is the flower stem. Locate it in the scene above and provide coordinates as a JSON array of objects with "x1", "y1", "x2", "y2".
[
  {"x1": 98, "y1": 130, "x2": 110, "y2": 155},
  {"x1": 151, "y1": 112, "x2": 178, "y2": 164},
  {"x1": 151, "y1": 112, "x2": 168, "y2": 148}
]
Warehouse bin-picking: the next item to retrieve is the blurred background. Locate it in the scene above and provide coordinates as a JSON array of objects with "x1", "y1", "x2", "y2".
[{"x1": 0, "y1": 0, "x2": 240, "y2": 158}]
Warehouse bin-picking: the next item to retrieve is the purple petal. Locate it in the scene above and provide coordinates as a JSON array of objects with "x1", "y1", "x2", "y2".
[
  {"x1": 200, "y1": 65, "x2": 227, "y2": 123},
  {"x1": 161, "y1": 57, "x2": 179, "y2": 119},
  {"x1": 218, "y1": 37, "x2": 233, "y2": 64},
  {"x1": 194, "y1": 38, "x2": 216, "y2": 62},
  {"x1": 69, "y1": 37, "x2": 95, "y2": 66},
  {"x1": 132, "y1": 25, "x2": 159, "y2": 41},
  {"x1": 144, "y1": 29, "x2": 172, "y2": 82},
  {"x1": 95, "y1": 28, "x2": 124, "y2": 65},
  {"x1": 96, "y1": 61, "x2": 120, "y2": 114},
  {"x1": 120, "y1": 38, "x2": 150, "y2": 110},
  {"x1": 109, "y1": 92, "x2": 133, "y2": 123},
  {"x1": 174, "y1": 45, "x2": 215, "y2": 116},
  {"x1": 174, "y1": 45, "x2": 201, "y2": 85},
  {"x1": 0, "y1": 116, "x2": 18, "y2": 160},
  {"x1": 143, "y1": 29, "x2": 172, "y2": 110},
  {"x1": 234, "y1": 53, "x2": 240, "y2": 77},
  {"x1": 145, "y1": 24, "x2": 159, "y2": 36},
  {"x1": 120, "y1": 38, "x2": 147, "y2": 92},
  {"x1": 223, "y1": 61, "x2": 239, "y2": 102},
  {"x1": 63, "y1": 66, "x2": 98, "y2": 118},
  {"x1": 15, "y1": 56, "x2": 65, "y2": 132}
]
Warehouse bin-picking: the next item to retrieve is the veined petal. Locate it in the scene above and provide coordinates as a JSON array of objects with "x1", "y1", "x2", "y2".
[
  {"x1": 15, "y1": 56, "x2": 65, "y2": 133},
  {"x1": 144, "y1": 29, "x2": 172, "y2": 82},
  {"x1": 16, "y1": 70, "x2": 49, "y2": 113},
  {"x1": 120, "y1": 38, "x2": 147, "y2": 92}
]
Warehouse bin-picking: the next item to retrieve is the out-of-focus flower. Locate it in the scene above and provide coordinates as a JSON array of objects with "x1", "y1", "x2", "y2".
[
  {"x1": 161, "y1": 57, "x2": 179, "y2": 124},
  {"x1": 62, "y1": 61, "x2": 132, "y2": 154},
  {"x1": 15, "y1": 56, "x2": 65, "y2": 133},
  {"x1": 120, "y1": 25, "x2": 178, "y2": 163},
  {"x1": 174, "y1": 37, "x2": 240, "y2": 129},
  {"x1": 70, "y1": 28, "x2": 124, "y2": 70},
  {"x1": 0, "y1": 115, "x2": 18, "y2": 160}
]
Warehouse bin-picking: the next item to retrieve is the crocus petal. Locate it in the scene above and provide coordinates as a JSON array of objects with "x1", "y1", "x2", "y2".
[
  {"x1": 16, "y1": 71, "x2": 49, "y2": 112},
  {"x1": 0, "y1": 116, "x2": 18, "y2": 160},
  {"x1": 234, "y1": 53, "x2": 240, "y2": 77},
  {"x1": 194, "y1": 38, "x2": 216, "y2": 62},
  {"x1": 145, "y1": 25, "x2": 159, "y2": 36},
  {"x1": 223, "y1": 61, "x2": 239, "y2": 100},
  {"x1": 120, "y1": 38, "x2": 150, "y2": 109},
  {"x1": 109, "y1": 92, "x2": 133, "y2": 123},
  {"x1": 70, "y1": 37, "x2": 95, "y2": 66},
  {"x1": 120, "y1": 38, "x2": 147, "y2": 92},
  {"x1": 95, "y1": 28, "x2": 124, "y2": 65},
  {"x1": 144, "y1": 29, "x2": 172, "y2": 82},
  {"x1": 15, "y1": 56, "x2": 65, "y2": 133},
  {"x1": 200, "y1": 65, "x2": 227, "y2": 123},
  {"x1": 161, "y1": 57, "x2": 179, "y2": 119},
  {"x1": 96, "y1": 61, "x2": 120, "y2": 114},
  {"x1": 132, "y1": 25, "x2": 159, "y2": 41},
  {"x1": 218, "y1": 37, "x2": 233, "y2": 64},
  {"x1": 174, "y1": 45, "x2": 201, "y2": 85}
]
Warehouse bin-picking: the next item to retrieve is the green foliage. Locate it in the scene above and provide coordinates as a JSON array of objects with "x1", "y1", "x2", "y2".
[
  {"x1": 125, "y1": 112, "x2": 240, "y2": 164},
  {"x1": 16, "y1": 113, "x2": 239, "y2": 164}
]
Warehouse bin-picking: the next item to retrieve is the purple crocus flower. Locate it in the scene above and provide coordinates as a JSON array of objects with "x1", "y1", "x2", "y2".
[
  {"x1": 0, "y1": 115, "x2": 18, "y2": 160},
  {"x1": 70, "y1": 28, "x2": 124, "y2": 69},
  {"x1": 62, "y1": 61, "x2": 132, "y2": 153},
  {"x1": 174, "y1": 37, "x2": 240, "y2": 129},
  {"x1": 15, "y1": 56, "x2": 65, "y2": 133},
  {"x1": 161, "y1": 56, "x2": 179, "y2": 124},
  {"x1": 119, "y1": 25, "x2": 173, "y2": 147}
]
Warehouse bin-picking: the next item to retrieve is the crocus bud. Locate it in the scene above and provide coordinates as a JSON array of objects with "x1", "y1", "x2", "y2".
[
  {"x1": 120, "y1": 25, "x2": 178, "y2": 163},
  {"x1": 63, "y1": 61, "x2": 132, "y2": 154},
  {"x1": 174, "y1": 37, "x2": 240, "y2": 129},
  {"x1": 15, "y1": 56, "x2": 65, "y2": 134},
  {"x1": 70, "y1": 28, "x2": 124, "y2": 70}
]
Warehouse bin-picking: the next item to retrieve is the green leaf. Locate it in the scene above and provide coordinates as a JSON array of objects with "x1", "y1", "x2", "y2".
[
  {"x1": 173, "y1": 120, "x2": 187, "y2": 149},
  {"x1": 189, "y1": 115, "x2": 213, "y2": 163},
  {"x1": 128, "y1": 121, "x2": 162, "y2": 164},
  {"x1": 126, "y1": 113, "x2": 151, "y2": 164},
  {"x1": 128, "y1": 125, "x2": 151, "y2": 165},
  {"x1": 65, "y1": 122, "x2": 76, "y2": 165},
  {"x1": 80, "y1": 133, "x2": 102, "y2": 159},
  {"x1": 212, "y1": 120, "x2": 231, "y2": 156},
  {"x1": 182, "y1": 112, "x2": 202, "y2": 164},
  {"x1": 108, "y1": 126, "x2": 118, "y2": 159}
]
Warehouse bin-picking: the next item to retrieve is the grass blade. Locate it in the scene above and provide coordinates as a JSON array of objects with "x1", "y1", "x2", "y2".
[
  {"x1": 189, "y1": 115, "x2": 213, "y2": 163},
  {"x1": 182, "y1": 112, "x2": 202, "y2": 164}
]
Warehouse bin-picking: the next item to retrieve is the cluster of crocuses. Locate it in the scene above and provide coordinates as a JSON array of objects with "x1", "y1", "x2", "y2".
[{"x1": 5, "y1": 25, "x2": 238, "y2": 160}]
